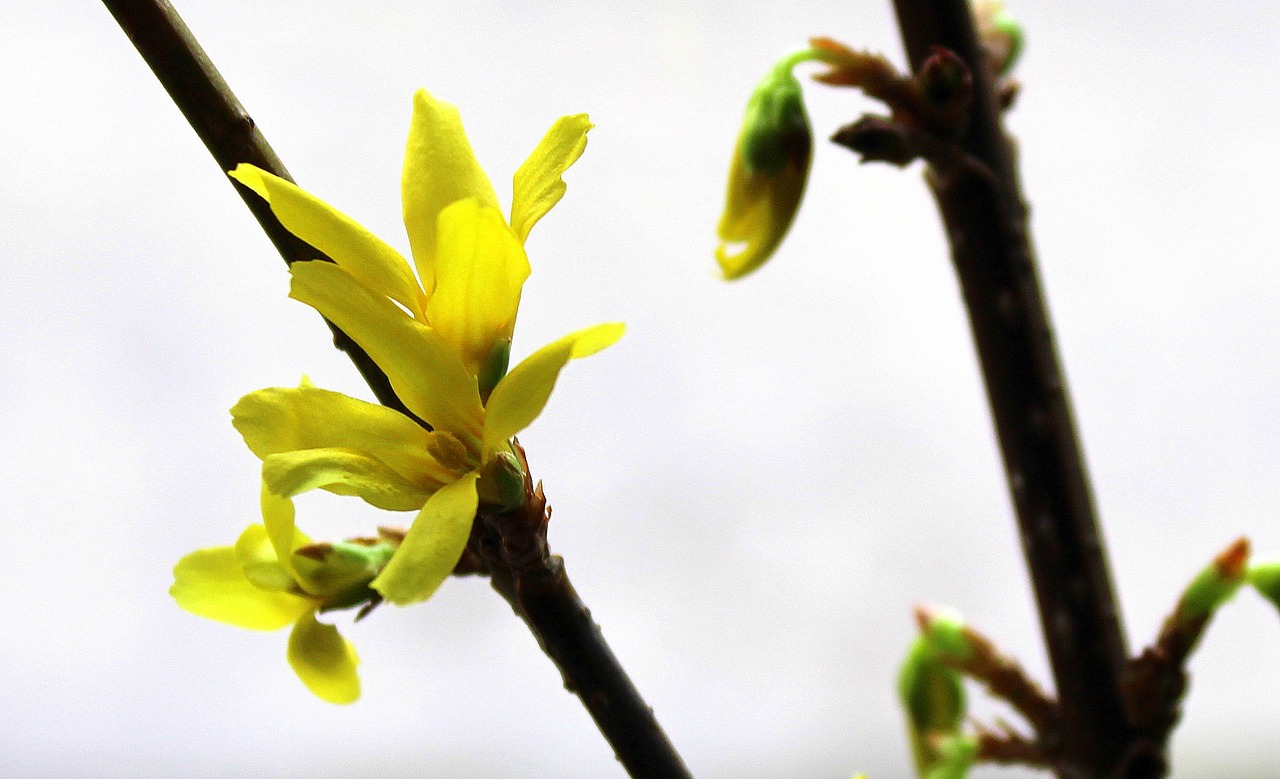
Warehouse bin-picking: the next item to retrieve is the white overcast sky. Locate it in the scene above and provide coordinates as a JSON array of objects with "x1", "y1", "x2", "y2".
[{"x1": 3, "y1": 2, "x2": 1279, "y2": 777}]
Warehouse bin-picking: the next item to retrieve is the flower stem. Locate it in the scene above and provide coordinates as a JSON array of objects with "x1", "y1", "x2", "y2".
[
  {"x1": 888, "y1": 2, "x2": 1148, "y2": 776},
  {"x1": 100, "y1": 0, "x2": 413, "y2": 422}
]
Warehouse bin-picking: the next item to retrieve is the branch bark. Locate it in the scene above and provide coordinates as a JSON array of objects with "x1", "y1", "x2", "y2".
[
  {"x1": 101, "y1": 0, "x2": 412, "y2": 420},
  {"x1": 103, "y1": 2, "x2": 691, "y2": 775},
  {"x1": 889, "y1": 2, "x2": 1144, "y2": 776}
]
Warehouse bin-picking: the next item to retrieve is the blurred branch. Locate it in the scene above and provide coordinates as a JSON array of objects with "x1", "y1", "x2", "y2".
[
  {"x1": 103, "y1": 2, "x2": 690, "y2": 775},
  {"x1": 888, "y1": 2, "x2": 1146, "y2": 776}
]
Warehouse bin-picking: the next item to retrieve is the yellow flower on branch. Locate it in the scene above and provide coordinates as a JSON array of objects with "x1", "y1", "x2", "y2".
[
  {"x1": 227, "y1": 89, "x2": 622, "y2": 607},
  {"x1": 173, "y1": 89, "x2": 621, "y2": 701},
  {"x1": 170, "y1": 505, "x2": 396, "y2": 704}
]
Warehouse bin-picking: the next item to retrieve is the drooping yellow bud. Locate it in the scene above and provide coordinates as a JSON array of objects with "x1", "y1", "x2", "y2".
[{"x1": 715, "y1": 53, "x2": 814, "y2": 280}]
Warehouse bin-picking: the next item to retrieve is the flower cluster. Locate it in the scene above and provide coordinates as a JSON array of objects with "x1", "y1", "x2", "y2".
[{"x1": 171, "y1": 89, "x2": 622, "y2": 702}]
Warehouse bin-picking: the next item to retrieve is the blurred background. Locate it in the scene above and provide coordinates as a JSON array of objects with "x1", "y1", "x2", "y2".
[{"x1": 3, "y1": 1, "x2": 1278, "y2": 776}]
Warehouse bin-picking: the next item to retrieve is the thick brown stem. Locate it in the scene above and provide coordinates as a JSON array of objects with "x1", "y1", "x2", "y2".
[{"x1": 889, "y1": 2, "x2": 1144, "y2": 776}]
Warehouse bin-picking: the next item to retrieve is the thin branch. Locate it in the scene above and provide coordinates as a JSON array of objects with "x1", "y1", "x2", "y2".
[
  {"x1": 478, "y1": 445, "x2": 693, "y2": 779},
  {"x1": 101, "y1": 0, "x2": 411, "y2": 420},
  {"x1": 103, "y1": 1, "x2": 691, "y2": 775},
  {"x1": 888, "y1": 2, "x2": 1142, "y2": 776}
]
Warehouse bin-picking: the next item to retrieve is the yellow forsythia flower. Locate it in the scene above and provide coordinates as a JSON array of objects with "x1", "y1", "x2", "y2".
[{"x1": 173, "y1": 89, "x2": 622, "y2": 701}]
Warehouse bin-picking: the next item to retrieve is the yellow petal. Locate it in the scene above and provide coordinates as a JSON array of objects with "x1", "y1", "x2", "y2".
[
  {"x1": 402, "y1": 89, "x2": 500, "y2": 290},
  {"x1": 714, "y1": 146, "x2": 808, "y2": 280},
  {"x1": 371, "y1": 472, "x2": 479, "y2": 606},
  {"x1": 289, "y1": 261, "x2": 484, "y2": 448},
  {"x1": 482, "y1": 322, "x2": 624, "y2": 453},
  {"x1": 228, "y1": 164, "x2": 425, "y2": 319},
  {"x1": 171, "y1": 544, "x2": 313, "y2": 630},
  {"x1": 287, "y1": 610, "x2": 360, "y2": 704},
  {"x1": 426, "y1": 199, "x2": 530, "y2": 375},
  {"x1": 232, "y1": 384, "x2": 458, "y2": 487},
  {"x1": 261, "y1": 448, "x2": 434, "y2": 511},
  {"x1": 260, "y1": 485, "x2": 320, "y2": 594},
  {"x1": 233, "y1": 524, "x2": 296, "y2": 591},
  {"x1": 510, "y1": 114, "x2": 592, "y2": 243}
]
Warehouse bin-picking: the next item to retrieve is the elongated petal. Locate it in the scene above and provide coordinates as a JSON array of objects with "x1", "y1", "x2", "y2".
[
  {"x1": 510, "y1": 114, "x2": 592, "y2": 243},
  {"x1": 482, "y1": 323, "x2": 624, "y2": 452},
  {"x1": 232, "y1": 384, "x2": 459, "y2": 487},
  {"x1": 427, "y1": 199, "x2": 530, "y2": 375},
  {"x1": 233, "y1": 524, "x2": 296, "y2": 592},
  {"x1": 228, "y1": 164, "x2": 425, "y2": 319},
  {"x1": 260, "y1": 485, "x2": 320, "y2": 595},
  {"x1": 402, "y1": 89, "x2": 500, "y2": 289},
  {"x1": 372, "y1": 473, "x2": 479, "y2": 606},
  {"x1": 287, "y1": 610, "x2": 360, "y2": 704},
  {"x1": 171, "y1": 544, "x2": 313, "y2": 630},
  {"x1": 289, "y1": 261, "x2": 484, "y2": 447},
  {"x1": 715, "y1": 147, "x2": 809, "y2": 280},
  {"x1": 261, "y1": 448, "x2": 433, "y2": 511}
]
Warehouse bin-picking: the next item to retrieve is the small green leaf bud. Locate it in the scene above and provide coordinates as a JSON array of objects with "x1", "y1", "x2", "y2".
[
  {"x1": 1177, "y1": 537, "x2": 1249, "y2": 623},
  {"x1": 899, "y1": 635, "x2": 967, "y2": 776},
  {"x1": 477, "y1": 450, "x2": 528, "y2": 513},
  {"x1": 974, "y1": 0, "x2": 1025, "y2": 76},
  {"x1": 1247, "y1": 558, "x2": 1280, "y2": 614},
  {"x1": 916, "y1": 605, "x2": 975, "y2": 664}
]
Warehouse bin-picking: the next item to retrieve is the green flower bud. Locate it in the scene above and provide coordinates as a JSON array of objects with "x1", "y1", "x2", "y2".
[{"x1": 739, "y1": 63, "x2": 811, "y2": 177}]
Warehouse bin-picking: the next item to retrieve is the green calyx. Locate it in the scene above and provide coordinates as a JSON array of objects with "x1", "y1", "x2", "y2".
[
  {"x1": 738, "y1": 53, "x2": 815, "y2": 177},
  {"x1": 299, "y1": 539, "x2": 398, "y2": 611}
]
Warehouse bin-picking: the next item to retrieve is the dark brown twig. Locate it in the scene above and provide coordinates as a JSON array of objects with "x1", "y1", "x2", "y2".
[
  {"x1": 103, "y1": 2, "x2": 690, "y2": 775},
  {"x1": 888, "y1": 2, "x2": 1139, "y2": 776},
  {"x1": 100, "y1": 0, "x2": 413, "y2": 421}
]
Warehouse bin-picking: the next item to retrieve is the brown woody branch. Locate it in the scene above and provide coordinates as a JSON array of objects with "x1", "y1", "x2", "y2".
[{"x1": 887, "y1": 2, "x2": 1144, "y2": 776}]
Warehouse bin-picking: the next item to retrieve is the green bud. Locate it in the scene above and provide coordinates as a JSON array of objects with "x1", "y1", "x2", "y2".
[
  {"x1": 1248, "y1": 559, "x2": 1280, "y2": 613},
  {"x1": 478, "y1": 337, "x2": 512, "y2": 403},
  {"x1": 975, "y1": 0, "x2": 1025, "y2": 76},
  {"x1": 925, "y1": 735, "x2": 977, "y2": 779},
  {"x1": 298, "y1": 539, "x2": 398, "y2": 609},
  {"x1": 477, "y1": 450, "x2": 528, "y2": 513},
  {"x1": 899, "y1": 636, "x2": 966, "y2": 776},
  {"x1": 917, "y1": 606, "x2": 974, "y2": 664},
  {"x1": 739, "y1": 60, "x2": 812, "y2": 177},
  {"x1": 1177, "y1": 537, "x2": 1249, "y2": 623}
]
